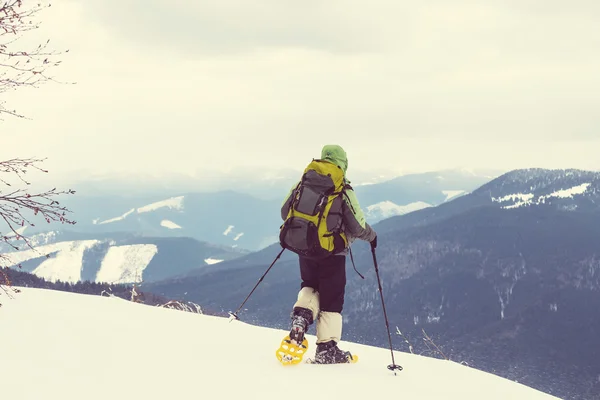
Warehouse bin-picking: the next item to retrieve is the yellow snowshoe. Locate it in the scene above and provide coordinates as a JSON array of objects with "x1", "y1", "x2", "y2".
[{"x1": 276, "y1": 335, "x2": 309, "y2": 365}]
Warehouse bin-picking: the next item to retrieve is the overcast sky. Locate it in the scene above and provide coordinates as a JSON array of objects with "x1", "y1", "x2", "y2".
[{"x1": 2, "y1": 0, "x2": 599, "y2": 185}]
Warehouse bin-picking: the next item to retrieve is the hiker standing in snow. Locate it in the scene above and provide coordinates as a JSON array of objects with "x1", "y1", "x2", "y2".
[{"x1": 279, "y1": 144, "x2": 377, "y2": 363}]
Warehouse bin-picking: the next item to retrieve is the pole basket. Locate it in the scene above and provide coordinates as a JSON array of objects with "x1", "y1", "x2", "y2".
[
  {"x1": 228, "y1": 311, "x2": 239, "y2": 322},
  {"x1": 388, "y1": 364, "x2": 403, "y2": 372}
]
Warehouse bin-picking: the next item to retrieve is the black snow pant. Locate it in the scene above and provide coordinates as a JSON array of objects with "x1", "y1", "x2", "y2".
[{"x1": 299, "y1": 255, "x2": 346, "y2": 313}]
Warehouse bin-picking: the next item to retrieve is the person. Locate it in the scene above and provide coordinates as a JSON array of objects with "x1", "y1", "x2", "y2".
[{"x1": 280, "y1": 144, "x2": 377, "y2": 364}]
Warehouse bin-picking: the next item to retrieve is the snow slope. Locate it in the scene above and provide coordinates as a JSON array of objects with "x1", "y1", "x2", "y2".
[
  {"x1": 97, "y1": 208, "x2": 135, "y2": 224},
  {"x1": 137, "y1": 195, "x2": 184, "y2": 213},
  {"x1": 97, "y1": 196, "x2": 185, "y2": 225},
  {"x1": 2, "y1": 240, "x2": 156, "y2": 284},
  {"x1": 32, "y1": 240, "x2": 101, "y2": 283},
  {"x1": 1, "y1": 287, "x2": 559, "y2": 400},
  {"x1": 96, "y1": 244, "x2": 158, "y2": 284},
  {"x1": 5, "y1": 240, "x2": 101, "y2": 283}
]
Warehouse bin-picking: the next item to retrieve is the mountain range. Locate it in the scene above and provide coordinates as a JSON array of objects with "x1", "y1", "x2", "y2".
[
  {"x1": 1, "y1": 231, "x2": 245, "y2": 284},
  {"x1": 35, "y1": 168, "x2": 497, "y2": 252},
  {"x1": 142, "y1": 168, "x2": 600, "y2": 400},
  {"x1": 1, "y1": 168, "x2": 497, "y2": 287}
]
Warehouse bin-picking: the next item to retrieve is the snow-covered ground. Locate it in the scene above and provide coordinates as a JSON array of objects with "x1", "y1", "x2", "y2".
[{"x1": 1, "y1": 287, "x2": 559, "y2": 400}]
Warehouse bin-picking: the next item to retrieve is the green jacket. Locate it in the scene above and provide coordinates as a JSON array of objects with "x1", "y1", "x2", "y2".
[{"x1": 280, "y1": 145, "x2": 376, "y2": 254}]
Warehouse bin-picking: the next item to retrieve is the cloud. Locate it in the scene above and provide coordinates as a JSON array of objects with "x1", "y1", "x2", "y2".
[
  {"x1": 1, "y1": 0, "x2": 599, "y2": 184},
  {"x1": 74, "y1": 0, "x2": 600, "y2": 58},
  {"x1": 75, "y1": 0, "x2": 390, "y2": 55}
]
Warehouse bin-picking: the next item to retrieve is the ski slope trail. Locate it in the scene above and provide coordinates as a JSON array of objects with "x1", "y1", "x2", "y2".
[{"x1": 1, "y1": 288, "x2": 558, "y2": 400}]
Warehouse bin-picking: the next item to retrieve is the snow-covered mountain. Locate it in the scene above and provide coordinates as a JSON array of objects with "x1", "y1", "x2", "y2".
[
  {"x1": 1, "y1": 231, "x2": 245, "y2": 284},
  {"x1": 50, "y1": 191, "x2": 281, "y2": 251},
  {"x1": 376, "y1": 167, "x2": 600, "y2": 233},
  {"x1": 0, "y1": 168, "x2": 498, "y2": 284},
  {"x1": 366, "y1": 201, "x2": 433, "y2": 221},
  {"x1": 485, "y1": 168, "x2": 599, "y2": 210},
  {"x1": 1, "y1": 287, "x2": 558, "y2": 400},
  {"x1": 35, "y1": 168, "x2": 499, "y2": 251},
  {"x1": 352, "y1": 168, "x2": 499, "y2": 223}
]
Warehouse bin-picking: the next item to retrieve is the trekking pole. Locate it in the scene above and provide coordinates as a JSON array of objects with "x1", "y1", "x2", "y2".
[
  {"x1": 371, "y1": 246, "x2": 403, "y2": 374},
  {"x1": 229, "y1": 247, "x2": 285, "y2": 322}
]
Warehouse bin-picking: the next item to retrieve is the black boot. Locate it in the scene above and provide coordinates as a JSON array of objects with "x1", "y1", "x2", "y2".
[
  {"x1": 314, "y1": 340, "x2": 353, "y2": 364},
  {"x1": 289, "y1": 307, "x2": 313, "y2": 345}
]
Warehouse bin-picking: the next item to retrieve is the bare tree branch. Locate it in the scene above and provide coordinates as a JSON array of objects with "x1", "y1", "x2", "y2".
[
  {"x1": 395, "y1": 326, "x2": 415, "y2": 355},
  {"x1": 1, "y1": 1, "x2": 74, "y2": 305},
  {"x1": 422, "y1": 328, "x2": 449, "y2": 360},
  {"x1": 0, "y1": 266, "x2": 19, "y2": 300},
  {"x1": 158, "y1": 299, "x2": 203, "y2": 314},
  {"x1": 1, "y1": 0, "x2": 72, "y2": 119},
  {"x1": 0, "y1": 157, "x2": 76, "y2": 304}
]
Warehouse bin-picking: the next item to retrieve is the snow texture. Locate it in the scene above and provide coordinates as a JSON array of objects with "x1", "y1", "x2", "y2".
[
  {"x1": 1, "y1": 288, "x2": 559, "y2": 400},
  {"x1": 160, "y1": 220, "x2": 182, "y2": 229},
  {"x1": 95, "y1": 244, "x2": 158, "y2": 284},
  {"x1": 28, "y1": 231, "x2": 58, "y2": 247},
  {"x1": 2, "y1": 239, "x2": 160, "y2": 285},
  {"x1": 223, "y1": 225, "x2": 234, "y2": 235},
  {"x1": 366, "y1": 201, "x2": 432, "y2": 219},
  {"x1": 234, "y1": 232, "x2": 244, "y2": 241},
  {"x1": 95, "y1": 196, "x2": 185, "y2": 225},
  {"x1": 33, "y1": 241, "x2": 101, "y2": 283},
  {"x1": 137, "y1": 196, "x2": 184, "y2": 214},
  {"x1": 539, "y1": 183, "x2": 590, "y2": 202},
  {"x1": 98, "y1": 208, "x2": 135, "y2": 224},
  {"x1": 4, "y1": 240, "x2": 100, "y2": 283},
  {"x1": 204, "y1": 258, "x2": 223, "y2": 265},
  {"x1": 492, "y1": 183, "x2": 590, "y2": 209}
]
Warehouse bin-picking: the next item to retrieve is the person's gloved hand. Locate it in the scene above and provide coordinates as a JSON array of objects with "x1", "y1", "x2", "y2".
[{"x1": 370, "y1": 235, "x2": 377, "y2": 249}]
